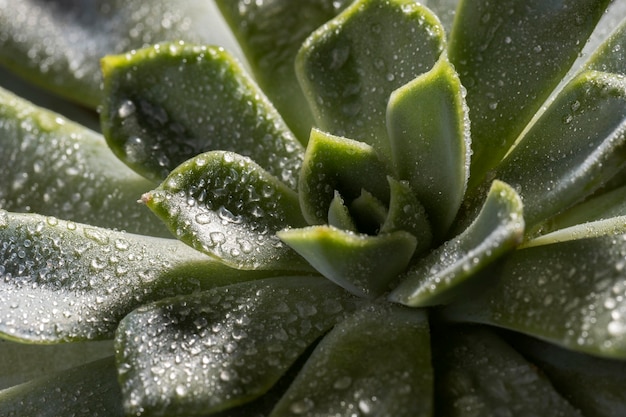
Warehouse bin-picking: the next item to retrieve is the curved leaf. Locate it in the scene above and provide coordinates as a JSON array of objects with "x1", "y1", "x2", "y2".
[
  {"x1": 496, "y1": 70, "x2": 626, "y2": 230},
  {"x1": 299, "y1": 129, "x2": 390, "y2": 225},
  {"x1": 0, "y1": 0, "x2": 239, "y2": 108},
  {"x1": 271, "y1": 304, "x2": 432, "y2": 417},
  {"x1": 387, "y1": 53, "x2": 471, "y2": 238},
  {"x1": 521, "y1": 216, "x2": 626, "y2": 249},
  {"x1": 278, "y1": 226, "x2": 417, "y2": 298},
  {"x1": 215, "y1": 0, "x2": 351, "y2": 142},
  {"x1": 0, "y1": 357, "x2": 123, "y2": 417},
  {"x1": 449, "y1": 0, "x2": 611, "y2": 188},
  {"x1": 101, "y1": 43, "x2": 304, "y2": 185},
  {"x1": 115, "y1": 276, "x2": 360, "y2": 417},
  {"x1": 143, "y1": 151, "x2": 311, "y2": 271},
  {"x1": 433, "y1": 326, "x2": 583, "y2": 417},
  {"x1": 296, "y1": 0, "x2": 445, "y2": 164},
  {"x1": 0, "y1": 87, "x2": 168, "y2": 237},
  {"x1": 390, "y1": 180, "x2": 524, "y2": 307},
  {"x1": 0, "y1": 211, "x2": 269, "y2": 343},
  {"x1": 442, "y1": 230, "x2": 626, "y2": 358},
  {"x1": 327, "y1": 192, "x2": 357, "y2": 232}
]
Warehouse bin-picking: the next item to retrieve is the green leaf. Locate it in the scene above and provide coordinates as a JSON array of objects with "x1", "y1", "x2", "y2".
[
  {"x1": 586, "y1": 15, "x2": 626, "y2": 76},
  {"x1": 0, "y1": 0, "x2": 238, "y2": 108},
  {"x1": 381, "y1": 177, "x2": 432, "y2": 256},
  {"x1": 0, "y1": 357, "x2": 123, "y2": 417},
  {"x1": 115, "y1": 276, "x2": 360, "y2": 417},
  {"x1": 449, "y1": 0, "x2": 611, "y2": 188},
  {"x1": 441, "y1": 228, "x2": 626, "y2": 358},
  {"x1": 298, "y1": 129, "x2": 390, "y2": 226},
  {"x1": 387, "y1": 53, "x2": 471, "y2": 239},
  {"x1": 215, "y1": 0, "x2": 351, "y2": 142},
  {"x1": 0, "y1": 211, "x2": 269, "y2": 343},
  {"x1": 144, "y1": 151, "x2": 311, "y2": 271},
  {"x1": 496, "y1": 70, "x2": 626, "y2": 230},
  {"x1": 101, "y1": 43, "x2": 304, "y2": 185},
  {"x1": 296, "y1": 0, "x2": 445, "y2": 164},
  {"x1": 327, "y1": 192, "x2": 357, "y2": 232},
  {"x1": 349, "y1": 189, "x2": 388, "y2": 234},
  {"x1": 390, "y1": 180, "x2": 524, "y2": 307},
  {"x1": 0, "y1": 87, "x2": 168, "y2": 237},
  {"x1": 513, "y1": 334, "x2": 626, "y2": 417},
  {"x1": 278, "y1": 226, "x2": 417, "y2": 298},
  {"x1": 0, "y1": 339, "x2": 113, "y2": 390},
  {"x1": 521, "y1": 216, "x2": 626, "y2": 249},
  {"x1": 433, "y1": 326, "x2": 583, "y2": 417},
  {"x1": 271, "y1": 304, "x2": 432, "y2": 417}
]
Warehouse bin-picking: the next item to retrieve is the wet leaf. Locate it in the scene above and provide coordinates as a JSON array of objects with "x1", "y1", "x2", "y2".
[
  {"x1": 449, "y1": 0, "x2": 611, "y2": 188},
  {"x1": 521, "y1": 216, "x2": 626, "y2": 249},
  {"x1": 0, "y1": 357, "x2": 123, "y2": 417},
  {"x1": 144, "y1": 151, "x2": 311, "y2": 272},
  {"x1": 0, "y1": 87, "x2": 168, "y2": 237},
  {"x1": 496, "y1": 70, "x2": 626, "y2": 230},
  {"x1": 390, "y1": 180, "x2": 524, "y2": 307},
  {"x1": 442, "y1": 227, "x2": 626, "y2": 358},
  {"x1": 0, "y1": 211, "x2": 268, "y2": 343},
  {"x1": 101, "y1": 43, "x2": 304, "y2": 185},
  {"x1": 115, "y1": 276, "x2": 360, "y2": 417},
  {"x1": 433, "y1": 326, "x2": 583, "y2": 417},
  {"x1": 278, "y1": 226, "x2": 417, "y2": 298},
  {"x1": 0, "y1": 0, "x2": 238, "y2": 108},
  {"x1": 327, "y1": 192, "x2": 357, "y2": 232},
  {"x1": 215, "y1": 0, "x2": 351, "y2": 142},
  {"x1": 271, "y1": 304, "x2": 432, "y2": 417},
  {"x1": 298, "y1": 129, "x2": 390, "y2": 226},
  {"x1": 387, "y1": 53, "x2": 471, "y2": 238},
  {"x1": 296, "y1": 0, "x2": 445, "y2": 164}
]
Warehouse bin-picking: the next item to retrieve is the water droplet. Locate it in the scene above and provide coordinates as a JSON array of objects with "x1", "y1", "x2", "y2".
[
  {"x1": 195, "y1": 212, "x2": 212, "y2": 225},
  {"x1": 117, "y1": 100, "x2": 136, "y2": 119},
  {"x1": 333, "y1": 376, "x2": 352, "y2": 390},
  {"x1": 0, "y1": 210, "x2": 8, "y2": 228},
  {"x1": 289, "y1": 398, "x2": 314, "y2": 415}
]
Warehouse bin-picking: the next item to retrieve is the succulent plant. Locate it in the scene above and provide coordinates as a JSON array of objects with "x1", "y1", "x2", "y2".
[{"x1": 3, "y1": 0, "x2": 626, "y2": 415}]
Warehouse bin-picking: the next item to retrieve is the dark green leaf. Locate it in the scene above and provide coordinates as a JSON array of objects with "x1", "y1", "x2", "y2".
[
  {"x1": 296, "y1": 0, "x2": 445, "y2": 164},
  {"x1": 101, "y1": 43, "x2": 304, "y2": 184},
  {"x1": 298, "y1": 128, "x2": 390, "y2": 226},
  {"x1": 442, "y1": 224, "x2": 626, "y2": 358},
  {"x1": 271, "y1": 304, "x2": 432, "y2": 417},
  {"x1": 449, "y1": 0, "x2": 611, "y2": 188},
  {"x1": 496, "y1": 70, "x2": 626, "y2": 230},
  {"x1": 433, "y1": 326, "x2": 583, "y2": 417},
  {"x1": 387, "y1": 53, "x2": 470, "y2": 238},
  {"x1": 0, "y1": 211, "x2": 269, "y2": 343},
  {"x1": 390, "y1": 180, "x2": 524, "y2": 307},
  {"x1": 215, "y1": 0, "x2": 351, "y2": 142},
  {"x1": 0, "y1": 87, "x2": 168, "y2": 237},
  {"x1": 115, "y1": 276, "x2": 360, "y2": 417},
  {"x1": 278, "y1": 226, "x2": 417, "y2": 298},
  {"x1": 144, "y1": 151, "x2": 311, "y2": 271},
  {"x1": 0, "y1": 0, "x2": 237, "y2": 108},
  {"x1": 0, "y1": 357, "x2": 123, "y2": 417}
]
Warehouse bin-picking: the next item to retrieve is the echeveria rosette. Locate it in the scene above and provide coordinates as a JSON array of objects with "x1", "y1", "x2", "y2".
[{"x1": 1, "y1": 0, "x2": 626, "y2": 416}]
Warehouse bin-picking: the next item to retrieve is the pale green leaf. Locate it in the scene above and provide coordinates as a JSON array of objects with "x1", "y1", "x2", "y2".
[
  {"x1": 298, "y1": 129, "x2": 390, "y2": 226},
  {"x1": 271, "y1": 304, "x2": 432, "y2": 417},
  {"x1": 101, "y1": 43, "x2": 304, "y2": 185},
  {"x1": 327, "y1": 191, "x2": 357, "y2": 232},
  {"x1": 278, "y1": 226, "x2": 417, "y2": 298},
  {"x1": 496, "y1": 70, "x2": 626, "y2": 230},
  {"x1": 0, "y1": 357, "x2": 123, "y2": 417},
  {"x1": 434, "y1": 326, "x2": 583, "y2": 417},
  {"x1": 387, "y1": 53, "x2": 470, "y2": 239},
  {"x1": 0, "y1": 211, "x2": 269, "y2": 343},
  {"x1": 521, "y1": 216, "x2": 626, "y2": 249},
  {"x1": 0, "y1": 87, "x2": 168, "y2": 237},
  {"x1": 389, "y1": 180, "x2": 524, "y2": 307},
  {"x1": 442, "y1": 231, "x2": 626, "y2": 358},
  {"x1": 449, "y1": 0, "x2": 611, "y2": 188},
  {"x1": 115, "y1": 276, "x2": 360, "y2": 417},
  {"x1": 215, "y1": 0, "x2": 351, "y2": 142},
  {"x1": 144, "y1": 151, "x2": 311, "y2": 271},
  {"x1": 296, "y1": 0, "x2": 445, "y2": 164}
]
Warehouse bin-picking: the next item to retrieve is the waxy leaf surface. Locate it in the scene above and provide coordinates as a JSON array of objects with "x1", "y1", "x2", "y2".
[
  {"x1": 115, "y1": 276, "x2": 360, "y2": 417},
  {"x1": 0, "y1": 211, "x2": 267, "y2": 343},
  {"x1": 297, "y1": 0, "x2": 445, "y2": 164},
  {"x1": 271, "y1": 304, "x2": 432, "y2": 417},
  {"x1": 144, "y1": 151, "x2": 311, "y2": 272},
  {"x1": 101, "y1": 43, "x2": 303, "y2": 185}
]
